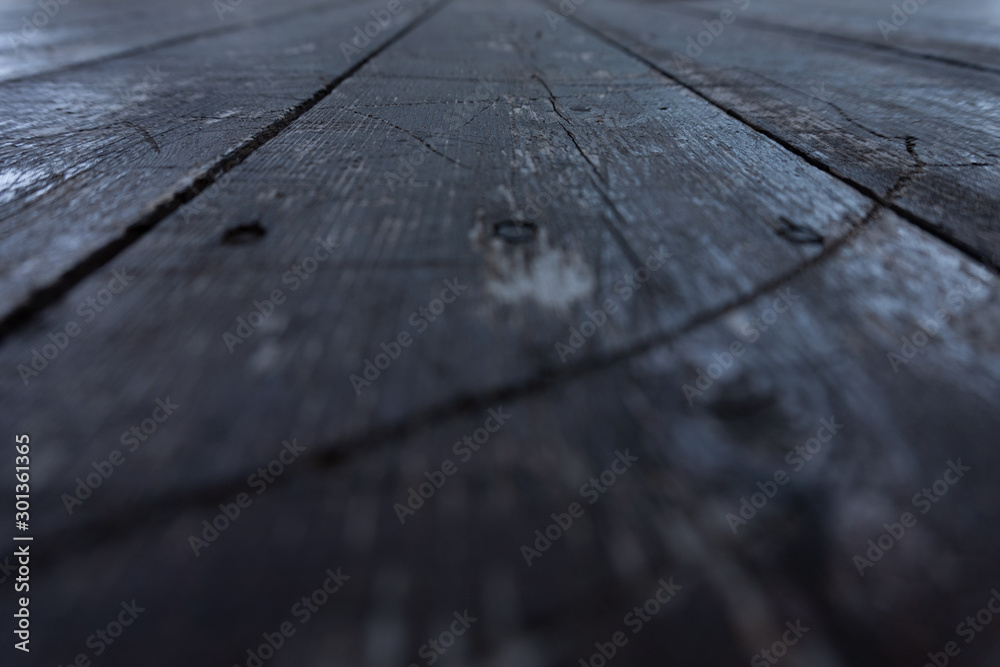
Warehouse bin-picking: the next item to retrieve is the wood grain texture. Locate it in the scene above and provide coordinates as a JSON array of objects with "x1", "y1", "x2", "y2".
[
  {"x1": 567, "y1": 0, "x2": 1000, "y2": 268},
  {"x1": 0, "y1": 0, "x2": 332, "y2": 82},
  {"x1": 0, "y1": 0, "x2": 440, "y2": 324},
  {"x1": 1, "y1": 1, "x2": 999, "y2": 666},
  {"x1": 669, "y1": 0, "x2": 1000, "y2": 74},
  {"x1": 0, "y1": 0, "x2": 877, "y2": 537},
  {"x1": 11, "y1": 211, "x2": 1000, "y2": 667}
]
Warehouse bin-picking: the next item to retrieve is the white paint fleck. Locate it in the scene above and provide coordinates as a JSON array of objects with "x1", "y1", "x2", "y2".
[
  {"x1": 0, "y1": 167, "x2": 49, "y2": 204},
  {"x1": 485, "y1": 236, "x2": 595, "y2": 311},
  {"x1": 483, "y1": 39, "x2": 515, "y2": 52}
]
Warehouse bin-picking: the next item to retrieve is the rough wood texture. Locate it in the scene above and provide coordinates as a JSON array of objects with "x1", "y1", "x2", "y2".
[
  {"x1": 1, "y1": 0, "x2": 998, "y2": 665},
  {"x1": 0, "y1": 0, "x2": 439, "y2": 324},
  {"x1": 669, "y1": 0, "x2": 1000, "y2": 73},
  {"x1": 568, "y1": 0, "x2": 1000, "y2": 268},
  {"x1": 0, "y1": 0, "x2": 331, "y2": 82}
]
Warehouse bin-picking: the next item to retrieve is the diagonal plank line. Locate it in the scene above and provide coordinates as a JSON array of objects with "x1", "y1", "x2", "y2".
[
  {"x1": 1, "y1": 0, "x2": 362, "y2": 86},
  {"x1": 6, "y1": 1, "x2": 982, "y2": 570},
  {"x1": 555, "y1": 4, "x2": 1000, "y2": 274},
  {"x1": 10, "y1": 200, "x2": 886, "y2": 570},
  {"x1": 0, "y1": 0, "x2": 453, "y2": 347},
  {"x1": 666, "y1": 2, "x2": 1000, "y2": 78},
  {"x1": 0, "y1": 0, "x2": 899, "y2": 565}
]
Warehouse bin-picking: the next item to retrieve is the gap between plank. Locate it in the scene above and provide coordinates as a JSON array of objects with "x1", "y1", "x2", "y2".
[
  {"x1": 0, "y1": 0, "x2": 453, "y2": 347},
  {"x1": 4, "y1": 1, "x2": 983, "y2": 566},
  {"x1": 555, "y1": 5, "x2": 1000, "y2": 274},
  {"x1": 10, "y1": 199, "x2": 886, "y2": 571},
  {"x1": 666, "y1": 2, "x2": 1000, "y2": 78},
  {"x1": 1, "y1": 0, "x2": 910, "y2": 565},
  {"x1": 0, "y1": 0, "x2": 360, "y2": 86}
]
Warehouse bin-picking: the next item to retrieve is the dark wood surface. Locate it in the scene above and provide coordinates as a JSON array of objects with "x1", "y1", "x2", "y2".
[{"x1": 1, "y1": 1, "x2": 998, "y2": 665}]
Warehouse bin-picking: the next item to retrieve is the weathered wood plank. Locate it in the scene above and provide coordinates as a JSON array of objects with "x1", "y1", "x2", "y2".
[
  {"x1": 13, "y1": 210, "x2": 1000, "y2": 667},
  {"x1": 566, "y1": 0, "x2": 1000, "y2": 268},
  {"x1": 0, "y1": 0, "x2": 442, "y2": 325},
  {"x1": 0, "y1": 0, "x2": 877, "y2": 536},
  {"x1": 0, "y1": 0, "x2": 331, "y2": 83},
  {"x1": 669, "y1": 0, "x2": 1000, "y2": 74},
  {"x1": 4, "y1": 2, "x2": 1000, "y2": 666}
]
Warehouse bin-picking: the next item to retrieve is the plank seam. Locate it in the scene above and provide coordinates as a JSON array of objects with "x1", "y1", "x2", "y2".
[
  {"x1": 555, "y1": 6, "x2": 1000, "y2": 274},
  {"x1": 667, "y1": 3, "x2": 1000, "y2": 78},
  {"x1": 0, "y1": 0, "x2": 452, "y2": 347},
  {"x1": 10, "y1": 201, "x2": 887, "y2": 567},
  {"x1": 0, "y1": 0, "x2": 357, "y2": 86}
]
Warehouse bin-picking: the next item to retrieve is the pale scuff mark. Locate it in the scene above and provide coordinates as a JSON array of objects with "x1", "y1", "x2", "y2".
[
  {"x1": 0, "y1": 167, "x2": 49, "y2": 204},
  {"x1": 482, "y1": 226, "x2": 595, "y2": 311}
]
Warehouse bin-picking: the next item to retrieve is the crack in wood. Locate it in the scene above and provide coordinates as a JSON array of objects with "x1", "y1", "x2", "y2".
[
  {"x1": 122, "y1": 120, "x2": 161, "y2": 154},
  {"x1": 556, "y1": 6, "x2": 1000, "y2": 273},
  {"x1": 348, "y1": 108, "x2": 469, "y2": 168},
  {"x1": 7, "y1": 198, "x2": 884, "y2": 569},
  {"x1": 0, "y1": 0, "x2": 454, "y2": 347},
  {"x1": 0, "y1": 0, "x2": 349, "y2": 86},
  {"x1": 666, "y1": 1, "x2": 1000, "y2": 79}
]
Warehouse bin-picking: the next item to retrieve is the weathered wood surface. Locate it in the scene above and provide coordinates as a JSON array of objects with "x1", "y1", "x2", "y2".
[
  {"x1": 2, "y1": 0, "x2": 882, "y2": 530},
  {"x1": 0, "y1": 0, "x2": 331, "y2": 82},
  {"x1": 567, "y1": 0, "x2": 1000, "y2": 268},
  {"x1": 1, "y1": 0, "x2": 999, "y2": 665},
  {"x1": 0, "y1": 0, "x2": 440, "y2": 326},
  {"x1": 669, "y1": 0, "x2": 1000, "y2": 73}
]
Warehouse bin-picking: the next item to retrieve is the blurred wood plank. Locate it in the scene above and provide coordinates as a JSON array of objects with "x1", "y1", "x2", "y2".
[
  {"x1": 0, "y1": 0, "x2": 332, "y2": 82},
  {"x1": 17, "y1": 210, "x2": 1000, "y2": 667},
  {"x1": 0, "y1": 0, "x2": 876, "y2": 536},
  {"x1": 1, "y1": 1, "x2": 1000, "y2": 666},
  {"x1": 670, "y1": 0, "x2": 1000, "y2": 74},
  {"x1": 568, "y1": 0, "x2": 1000, "y2": 268}
]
